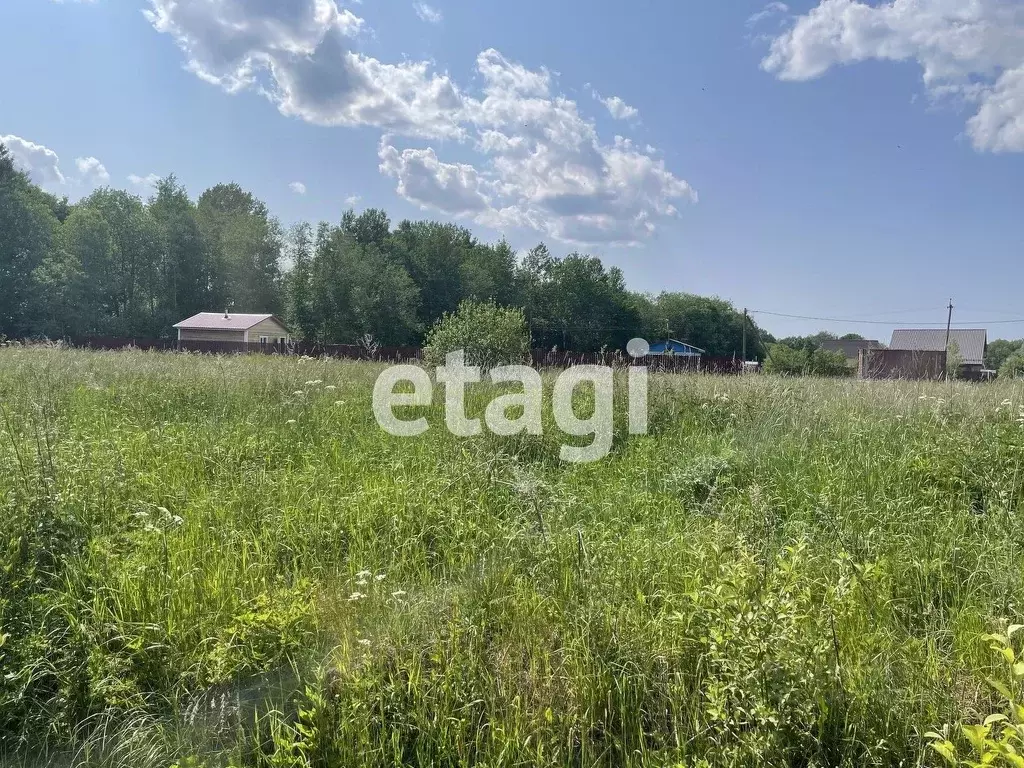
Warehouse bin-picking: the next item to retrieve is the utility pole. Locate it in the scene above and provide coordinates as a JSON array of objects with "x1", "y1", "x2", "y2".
[
  {"x1": 943, "y1": 299, "x2": 953, "y2": 351},
  {"x1": 944, "y1": 298, "x2": 953, "y2": 382},
  {"x1": 742, "y1": 308, "x2": 747, "y2": 363}
]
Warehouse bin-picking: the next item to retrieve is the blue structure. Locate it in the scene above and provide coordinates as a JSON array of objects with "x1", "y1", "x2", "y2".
[{"x1": 647, "y1": 339, "x2": 705, "y2": 357}]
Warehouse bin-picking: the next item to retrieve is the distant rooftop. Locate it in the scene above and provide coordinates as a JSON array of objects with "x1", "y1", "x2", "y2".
[
  {"x1": 173, "y1": 312, "x2": 278, "y2": 331},
  {"x1": 819, "y1": 339, "x2": 884, "y2": 358},
  {"x1": 889, "y1": 328, "x2": 987, "y2": 366}
]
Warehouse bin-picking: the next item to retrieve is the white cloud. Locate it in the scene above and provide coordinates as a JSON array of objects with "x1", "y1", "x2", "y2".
[
  {"x1": 413, "y1": 2, "x2": 442, "y2": 24},
  {"x1": 2, "y1": 134, "x2": 66, "y2": 186},
  {"x1": 345, "y1": 194, "x2": 362, "y2": 205},
  {"x1": 379, "y1": 51, "x2": 696, "y2": 245},
  {"x1": 145, "y1": 1, "x2": 696, "y2": 244},
  {"x1": 128, "y1": 172, "x2": 161, "y2": 188},
  {"x1": 145, "y1": 0, "x2": 465, "y2": 140},
  {"x1": 379, "y1": 139, "x2": 491, "y2": 216},
  {"x1": 289, "y1": 181, "x2": 307, "y2": 194},
  {"x1": 762, "y1": 0, "x2": 1024, "y2": 152},
  {"x1": 599, "y1": 94, "x2": 640, "y2": 121},
  {"x1": 1, "y1": 135, "x2": 113, "y2": 195},
  {"x1": 747, "y1": 2, "x2": 790, "y2": 27},
  {"x1": 75, "y1": 156, "x2": 110, "y2": 184},
  {"x1": 588, "y1": 85, "x2": 641, "y2": 121}
]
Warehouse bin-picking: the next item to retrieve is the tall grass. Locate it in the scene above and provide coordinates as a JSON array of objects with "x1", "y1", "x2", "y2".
[{"x1": 2, "y1": 346, "x2": 1024, "y2": 766}]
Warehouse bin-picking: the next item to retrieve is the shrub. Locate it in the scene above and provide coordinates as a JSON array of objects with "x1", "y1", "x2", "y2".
[
  {"x1": 999, "y1": 351, "x2": 1024, "y2": 379},
  {"x1": 946, "y1": 339, "x2": 964, "y2": 379},
  {"x1": 808, "y1": 348, "x2": 852, "y2": 377},
  {"x1": 423, "y1": 299, "x2": 530, "y2": 370},
  {"x1": 763, "y1": 344, "x2": 807, "y2": 375},
  {"x1": 764, "y1": 344, "x2": 851, "y2": 377}
]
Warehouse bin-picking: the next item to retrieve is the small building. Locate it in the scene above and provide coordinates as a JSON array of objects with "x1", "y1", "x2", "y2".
[
  {"x1": 888, "y1": 328, "x2": 988, "y2": 379},
  {"x1": 819, "y1": 338, "x2": 884, "y2": 367},
  {"x1": 647, "y1": 339, "x2": 705, "y2": 357},
  {"x1": 173, "y1": 312, "x2": 290, "y2": 345}
]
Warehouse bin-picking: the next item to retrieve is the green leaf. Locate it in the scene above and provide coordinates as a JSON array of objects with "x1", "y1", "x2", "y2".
[
  {"x1": 989, "y1": 678, "x2": 1015, "y2": 702},
  {"x1": 985, "y1": 714, "x2": 1009, "y2": 726},
  {"x1": 1008, "y1": 624, "x2": 1024, "y2": 638},
  {"x1": 928, "y1": 740, "x2": 957, "y2": 765},
  {"x1": 962, "y1": 723, "x2": 990, "y2": 755}
]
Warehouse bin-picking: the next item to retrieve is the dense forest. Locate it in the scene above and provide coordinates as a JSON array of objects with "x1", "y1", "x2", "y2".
[{"x1": 1, "y1": 141, "x2": 773, "y2": 355}]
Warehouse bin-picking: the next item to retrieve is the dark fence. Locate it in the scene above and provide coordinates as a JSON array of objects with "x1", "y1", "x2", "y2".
[
  {"x1": 529, "y1": 349, "x2": 743, "y2": 374},
  {"x1": 860, "y1": 348, "x2": 946, "y2": 380},
  {"x1": 66, "y1": 336, "x2": 421, "y2": 361},
  {"x1": 55, "y1": 335, "x2": 746, "y2": 374}
]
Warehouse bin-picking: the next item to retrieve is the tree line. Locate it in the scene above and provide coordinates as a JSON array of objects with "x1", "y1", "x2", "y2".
[{"x1": 1, "y1": 141, "x2": 776, "y2": 357}]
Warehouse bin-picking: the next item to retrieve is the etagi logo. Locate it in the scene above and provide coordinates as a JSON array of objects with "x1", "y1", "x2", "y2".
[{"x1": 372, "y1": 338, "x2": 653, "y2": 463}]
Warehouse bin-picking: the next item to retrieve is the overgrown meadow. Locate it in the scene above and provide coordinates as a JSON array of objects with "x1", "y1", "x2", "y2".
[{"x1": 2, "y1": 347, "x2": 1024, "y2": 767}]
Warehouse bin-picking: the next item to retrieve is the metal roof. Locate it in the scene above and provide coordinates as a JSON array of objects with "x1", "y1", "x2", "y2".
[
  {"x1": 172, "y1": 312, "x2": 282, "y2": 331},
  {"x1": 648, "y1": 338, "x2": 706, "y2": 355},
  {"x1": 819, "y1": 339, "x2": 884, "y2": 359},
  {"x1": 889, "y1": 328, "x2": 987, "y2": 366}
]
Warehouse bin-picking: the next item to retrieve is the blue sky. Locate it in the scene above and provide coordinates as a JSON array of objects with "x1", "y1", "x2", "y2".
[{"x1": 3, "y1": 0, "x2": 1024, "y2": 340}]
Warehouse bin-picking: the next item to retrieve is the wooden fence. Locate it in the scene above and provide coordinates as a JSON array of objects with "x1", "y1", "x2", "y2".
[
  {"x1": 55, "y1": 336, "x2": 744, "y2": 374},
  {"x1": 859, "y1": 348, "x2": 946, "y2": 380}
]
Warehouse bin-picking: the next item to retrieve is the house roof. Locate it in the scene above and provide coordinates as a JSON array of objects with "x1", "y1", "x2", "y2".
[
  {"x1": 889, "y1": 328, "x2": 987, "y2": 366},
  {"x1": 819, "y1": 339, "x2": 884, "y2": 358},
  {"x1": 173, "y1": 312, "x2": 286, "y2": 331},
  {"x1": 649, "y1": 338, "x2": 706, "y2": 354}
]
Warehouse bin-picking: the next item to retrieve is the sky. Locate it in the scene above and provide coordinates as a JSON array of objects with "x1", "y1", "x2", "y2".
[{"x1": 3, "y1": 0, "x2": 1024, "y2": 341}]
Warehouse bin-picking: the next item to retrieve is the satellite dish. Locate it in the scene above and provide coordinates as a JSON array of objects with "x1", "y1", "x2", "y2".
[{"x1": 627, "y1": 338, "x2": 650, "y2": 358}]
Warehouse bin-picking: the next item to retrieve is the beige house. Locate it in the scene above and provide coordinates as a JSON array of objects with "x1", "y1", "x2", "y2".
[{"x1": 173, "y1": 312, "x2": 290, "y2": 345}]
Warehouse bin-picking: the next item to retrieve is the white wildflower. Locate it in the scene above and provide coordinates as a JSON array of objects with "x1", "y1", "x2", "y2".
[
  {"x1": 356, "y1": 569, "x2": 371, "y2": 579},
  {"x1": 292, "y1": 390, "x2": 304, "y2": 396},
  {"x1": 357, "y1": 638, "x2": 371, "y2": 647},
  {"x1": 334, "y1": 400, "x2": 345, "y2": 406},
  {"x1": 325, "y1": 385, "x2": 337, "y2": 391},
  {"x1": 348, "y1": 592, "x2": 365, "y2": 601},
  {"x1": 286, "y1": 419, "x2": 297, "y2": 425},
  {"x1": 356, "y1": 579, "x2": 368, "y2": 586},
  {"x1": 391, "y1": 590, "x2": 407, "y2": 598},
  {"x1": 375, "y1": 573, "x2": 385, "y2": 581}
]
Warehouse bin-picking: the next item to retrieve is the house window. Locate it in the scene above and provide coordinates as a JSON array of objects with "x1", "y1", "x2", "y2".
[{"x1": 259, "y1": 335, "x2": 269, "y2": 346}]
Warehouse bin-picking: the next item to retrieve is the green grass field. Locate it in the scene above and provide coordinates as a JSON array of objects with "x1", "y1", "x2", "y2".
[{"x1": 2, "y1": 347, "x2": 1024, "y2": 767}]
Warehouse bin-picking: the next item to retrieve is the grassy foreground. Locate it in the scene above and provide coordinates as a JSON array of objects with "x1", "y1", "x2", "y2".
[{"x1": 2, "y1": 347, "x2": 1024, "y2": 767}]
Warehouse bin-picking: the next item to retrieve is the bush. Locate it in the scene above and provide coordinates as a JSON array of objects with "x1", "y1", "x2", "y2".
[
  {"x1": 808, "y1": 348, "x2": 852, "y2": 377},
  {"x1": 999, "y1": 351, "x2": 1024, "y2": 379},
  {"x1": 946, "y1": 339, "x2": 964, "y2": 380},
  {"x1": 763, "y1": 344, "x2": 807, "y2": 375},
  {"x1": 764, "y1": 344, "x2": 851, "y2": 377},
  {"x1": 423, "y1": 299, "x2": 530, "y2": 370}
]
